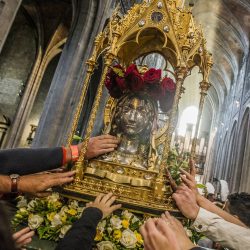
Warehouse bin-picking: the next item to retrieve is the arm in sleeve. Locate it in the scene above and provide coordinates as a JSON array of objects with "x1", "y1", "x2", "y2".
[
  {"x1": 0, "y1": 147, "x2": 63, "y2": 175},
  {"x1": 192, "y1": 208, "x2": 250, "y2": 250},
  {"x1": 55, "y1": 207, "x2": 103, "y2": 250}
]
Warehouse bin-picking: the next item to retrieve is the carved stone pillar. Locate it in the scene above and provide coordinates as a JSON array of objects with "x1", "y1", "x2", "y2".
[
  {"x1": 33, "y1": 0, "x2": 113, "y2": 147},
  {"x1": 0, "y1": 0, "x2": 22, "y2": 54}
]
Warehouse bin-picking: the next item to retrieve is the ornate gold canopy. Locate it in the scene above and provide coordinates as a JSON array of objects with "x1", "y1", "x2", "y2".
[{"x1": 61, "y1": 0, "x2": 213, "y2": 214}]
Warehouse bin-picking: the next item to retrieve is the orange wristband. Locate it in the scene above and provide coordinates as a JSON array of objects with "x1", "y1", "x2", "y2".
[
  {"x1": 70, "y1": 145, "x2": 79, "y2": 162},
  {"x1": 62, "y1": 147, "x2": 67, "y2": 165}
]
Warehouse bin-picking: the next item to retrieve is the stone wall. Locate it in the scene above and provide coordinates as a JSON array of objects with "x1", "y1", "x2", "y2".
[{"x1": 0, "y1": 10, "x2": 36, "y2": 123}]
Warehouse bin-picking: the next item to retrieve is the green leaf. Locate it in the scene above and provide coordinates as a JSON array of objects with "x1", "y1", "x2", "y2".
[
  {"x1": 73, "y1": 135, "x2": 82, "y2": 141},
  {"x1": 196, "y1": 183, "x2": 206, "y2": 189}
]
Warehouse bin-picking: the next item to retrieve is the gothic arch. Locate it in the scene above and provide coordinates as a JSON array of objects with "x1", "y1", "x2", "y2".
[
  {"x1": 232, "y1": 108, "x2": 250, "y2": 192},
  {"x1": 223, "y1": 121, "x2": 237, "y2": 187}
]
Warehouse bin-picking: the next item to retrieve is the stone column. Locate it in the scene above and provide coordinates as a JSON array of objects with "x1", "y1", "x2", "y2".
[
  {"x1": 32, "y1": 0, "x2": 113, "y2": 147},
  {"x1": 0, "y1": 0, "x2": 22, "y2": 54}
]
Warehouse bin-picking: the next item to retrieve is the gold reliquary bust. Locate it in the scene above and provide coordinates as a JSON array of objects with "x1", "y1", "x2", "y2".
[
  {"x1": 86, "y1": 64, "x2": 176, "y2": 188},
  {"x1": 63, "y1": 0, "x2": 212, "y2": 213}
]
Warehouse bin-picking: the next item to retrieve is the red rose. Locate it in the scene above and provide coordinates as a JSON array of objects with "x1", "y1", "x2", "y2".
[
  {"x1": 143, "y1": 68, "x2": 161, "y2": 84},
  {"x1": 104, "y1": 64, "x2": 125, "y2": 98},
  {"x1": 116, "y1": 77, "x2": 126, "y2": 90},
  {"x1": 148, "y1": 84, "x2": 162, "y2": 99},
  {"x1": 161, "y1": 77, "x2": 176, "y2": 93},
  {"x1": 125, "y1": 64, "x2": 144, "y2": 92}
]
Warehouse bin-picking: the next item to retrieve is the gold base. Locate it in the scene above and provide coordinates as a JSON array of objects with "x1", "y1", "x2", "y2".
[{"x1": 62, "y1": 160, "x2": 178, "y2": 215}]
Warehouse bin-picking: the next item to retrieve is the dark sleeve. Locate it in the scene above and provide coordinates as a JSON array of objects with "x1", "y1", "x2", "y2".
[
  {"x1": 191, "y1": 247, "x2": 206, "y2": 250},
  {"x1": 0, "y1": 147, "x2": 63, "y2": 175},
  {"x1": 55, "y1": 207, "x2": 103, "y2": 250}
]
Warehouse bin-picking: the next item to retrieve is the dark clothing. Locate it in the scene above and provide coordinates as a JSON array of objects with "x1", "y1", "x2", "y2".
[
  {"x1": 56, "y1": 207, "x2": 102, "y2": 250},
  {"x1": 0, "y1": 147, "x2": 63, "y2": 175}
]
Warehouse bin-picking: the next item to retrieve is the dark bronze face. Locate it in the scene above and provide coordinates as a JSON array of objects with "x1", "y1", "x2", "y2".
[{"x1": 120, "y1": 97, "x2": 151, "y2": 136}]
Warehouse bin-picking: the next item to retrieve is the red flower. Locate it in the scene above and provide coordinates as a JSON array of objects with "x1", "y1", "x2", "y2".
[
  {"x1": 105, "y1": 64, "x2": 125, "y2": 98},
  {"x1": 125, "y1": 64, "x2": 144, "y2": 92},
  {"x1": 143, "y1": 68, "x2": 161, "y2": 84},
  {"x1": 161, "y1": 77, "x2": 176, "y2": 93}
]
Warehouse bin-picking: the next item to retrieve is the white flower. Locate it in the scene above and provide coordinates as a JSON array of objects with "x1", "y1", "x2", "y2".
[
  {"x1": 27, "y1": 199, "x2": 38, "y2": 211},
  {"x1": 77, "y1": 206, "x2": 84, "y2": 215},
  {"x1": 110, "y1": 216, "x2": 122, "y2": 229},
  {"x1": 107, "y1": 227, "x2": 113, "y2": 234},
  {"x1": 28, "y1": 214, "x2": 44, "y2": 230},
  {"x1": 131, "y1": 215, "x2": 139, "y2": 224},
  {"x1": 97, "y1": 241, "x2": 117, "y2": 250},
  {"x1": 59, "y1": 225, "x2": 72, "y2": 238},
  {"x1": 17, "y1": 196, "x2": 27, "y2": 208},
  {"x1": 59, "y1": 206, "x2": 69, "y2": 215},
  {"x1": 97, "y1": 220, "x2": 106, "y2": 233},
  {"x1": 184, "y1": 227, "x2": 193, "y2": 237},
  {"x1": 120, "y1": 229, "x2": 137, "y2": 248},
  {"x1": 122, "y1": 210, "x2": 133, "y2": 220},
  {"x1": 19, "y1": 207, "x2": 28, "y2": 216},
  {"x1": 51, "y1": 214, "x2": 63, "y2": 227},
  {"x1": 69, "y1": 200, "x2": 79, "y2": 209},
  {"x1": 47, "y1": 193, "x2": 60, "y2": 203}
]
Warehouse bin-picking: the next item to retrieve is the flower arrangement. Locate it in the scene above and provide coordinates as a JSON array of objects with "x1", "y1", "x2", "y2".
[
  {"x1": 95, "y1": 210, "x2": 144, "y2": 250},
  {"x1": 12, "y1": 193, "x2": 84, "y2": 241},
  {"x1": 105, "y1": 64, "x2": 176, "y2": 112},
  {"x1": 13, "y1": 194, "x2": 144, "y2": 249},
  {"x1": 13, "y1": 193, "x2": 204, "y2": 249}
]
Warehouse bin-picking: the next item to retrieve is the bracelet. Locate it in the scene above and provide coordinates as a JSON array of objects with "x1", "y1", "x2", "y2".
[
  {"x1": 70, "y1": 145, "x2": 79, "y2": 162},
  {"x1": 62, "y1": 146, "x2": 67, "y2": 165}
]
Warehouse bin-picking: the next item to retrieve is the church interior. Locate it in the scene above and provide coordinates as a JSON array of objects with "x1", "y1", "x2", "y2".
[{"x1": 0, "y1": 0, "x2": 250, "y2": 249}]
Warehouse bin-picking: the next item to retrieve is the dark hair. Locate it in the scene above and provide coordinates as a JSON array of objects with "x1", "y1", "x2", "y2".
[
  {"x1": 0, "y1": 201, "x2": 17, "y2": 250},
  {"x1": 227, "y1": 192, "x2": 250, "y2": 227}
]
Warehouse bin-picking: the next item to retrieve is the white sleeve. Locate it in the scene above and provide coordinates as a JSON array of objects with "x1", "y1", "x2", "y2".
[{"x1": 192, "y1": 208, "x2": 250, "y2": 250}]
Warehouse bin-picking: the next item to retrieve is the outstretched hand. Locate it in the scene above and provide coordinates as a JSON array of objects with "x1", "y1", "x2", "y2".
[
  {"x1": 18, "y1": 171, "x2": 75, "y2": 196},
  {"x1": 140, "y1": 216, "x2": 181, "y2": 250},
  {"x1": 13, "y1": 227, "x2": 34, "y2": 249},
  {"x1": 86, "y1": 193, "x2": 122, "y2": 219},
  {"x1": 85, "y1": 135, "x2": 120, "y2": 159},
  {"x1": 172, "y1": 184, "x2": 200, "y2": 220}
]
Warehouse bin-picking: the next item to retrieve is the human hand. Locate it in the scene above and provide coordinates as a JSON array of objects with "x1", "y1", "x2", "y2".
[
  {"x1": 160, "y1": 211, "x2": 195, "y2": 250},
  {"x1": 140, "y1": 218, "x2": 181, "y2": 250},
  {"x1": 86, "y1": 193, "x2": 122, "y2": 218},
  {"x1": 13, "y1": 227, "x2": 34, "y2": 248},
  {"x1": 172, "y1": 184, "x2": 200, "y2": 220},
  {"x1": 18, "y1": 171, "x2": 75, "y2": 195},
  {"x1": 84, "y1": 135, "x2": 120, "y2": 159},
  {"x1": 179, "y1": 167, "x2": 198, "y2": 195}
]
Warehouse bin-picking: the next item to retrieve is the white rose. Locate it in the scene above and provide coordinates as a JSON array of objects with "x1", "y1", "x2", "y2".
[
  {"x1": 120, "y1": 229, "x2": 137, "y2": 248},
  {"x1": 97, "y1": 241, "x2": 117, "y2": 250},
  {"x1": 97, "y1": 220, "x2": 107, "y2": 233},
  {"x1": 184, "y1": 227, "x2": 193, "y2": 237},
  {"x1": 17, "y1": 196, "x2": 27, "y2": 208},
  {"x1": 59, "y1": 225, "x2": 72, "y2": 238},
  {"x1": 122, "y1": 210, "x2": 133, "y2": 220},
  {"x1": 28, "y1": 214, "x2": 44, "y2": 230},
  {"x1": 27, "y1": 199, "x2": 38, "y2": 211},
  {"x1": 110, "y1": 216, "x2": 122, "y2": 229},
  {"x1": 51, "y1": 214, "x2": 63, "y2": 227},
  {"x1": 47, "y1": 193, "x2": 60, "y2": 203}
]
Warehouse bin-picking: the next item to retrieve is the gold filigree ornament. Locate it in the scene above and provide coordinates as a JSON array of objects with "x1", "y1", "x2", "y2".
[{"x1": 61, "y1": 0, "x2": 213, "y2": 215}]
